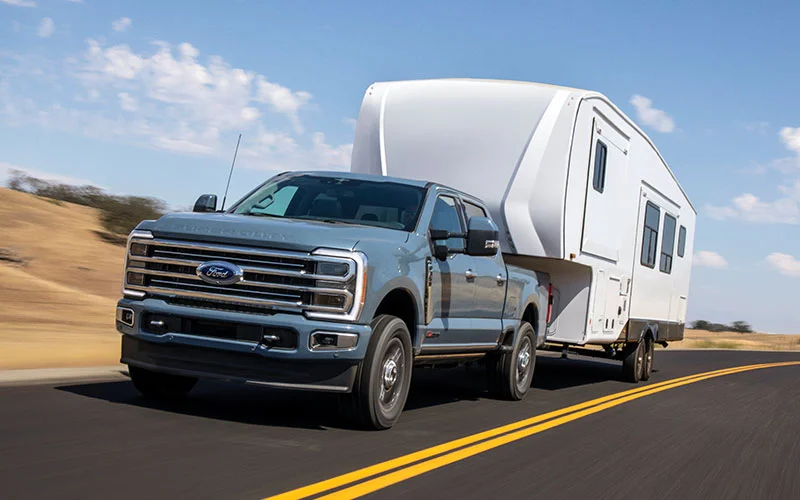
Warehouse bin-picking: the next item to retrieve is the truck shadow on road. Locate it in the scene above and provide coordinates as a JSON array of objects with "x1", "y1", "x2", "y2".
[{"x1": 55, "y1": 354, "x2": 640, "y2": 431}]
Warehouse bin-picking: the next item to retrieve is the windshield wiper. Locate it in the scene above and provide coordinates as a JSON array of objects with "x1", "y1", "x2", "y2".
[{"x1": 243, "y1": 212, "x2": 282, "y2": 218}]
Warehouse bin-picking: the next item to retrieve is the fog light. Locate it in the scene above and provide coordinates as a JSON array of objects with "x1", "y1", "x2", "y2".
[
  {"x1": 116, "y1": 307, "x2": 135, "y2": 327},
  {"x1": 310, "y1": 331, "x2": 358, "y2": 350}
]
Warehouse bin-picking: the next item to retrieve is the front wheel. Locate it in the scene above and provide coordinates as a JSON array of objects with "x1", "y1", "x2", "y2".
[
  {"x1": 339, "y1": 315, "x2": 413, "y2": 430},
  {"x1": 486, "y1": 321, "x2": 536, "y2": 400}
]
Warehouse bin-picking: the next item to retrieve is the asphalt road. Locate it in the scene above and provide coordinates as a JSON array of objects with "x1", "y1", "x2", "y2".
[{"x1": 1, "y1": 350, "x2": 799, "y2": 500}]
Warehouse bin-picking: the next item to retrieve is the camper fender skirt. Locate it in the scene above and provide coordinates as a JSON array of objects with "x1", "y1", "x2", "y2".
[{"x1": 621, "y1": 318, "x2": 685, "y2": 344}]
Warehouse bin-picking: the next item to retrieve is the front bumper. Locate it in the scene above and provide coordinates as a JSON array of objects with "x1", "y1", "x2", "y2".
[{"x1": 116, "y1": 298, "x2": 372, "y2": 392}]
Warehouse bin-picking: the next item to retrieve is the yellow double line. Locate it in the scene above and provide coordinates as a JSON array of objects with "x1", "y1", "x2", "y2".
[{"x1": 264, "y1": 361, "x2": 800, "y2": 500}]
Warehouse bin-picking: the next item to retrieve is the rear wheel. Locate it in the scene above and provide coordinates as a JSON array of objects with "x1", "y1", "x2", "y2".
[
  {"x1": 621, "y1": 339, "x2": 646, "y2": 383},
  {"x1": 339, "y1": 315, "x2": 413, "y2": 430},
  {"x1": 487, "y1": 321, "x2": 536, "y2": 400},
  {"x1": 128, "y1": 365, "x2": 197, "y2": 400},
  {"x1": 641, "y1": 337, "x2": 655, "y2": 381}
]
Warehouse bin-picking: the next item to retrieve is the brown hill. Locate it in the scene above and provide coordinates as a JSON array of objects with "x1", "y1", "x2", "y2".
[{"x1": 0, "y1": 187, "x2": 124, "y2": 369}]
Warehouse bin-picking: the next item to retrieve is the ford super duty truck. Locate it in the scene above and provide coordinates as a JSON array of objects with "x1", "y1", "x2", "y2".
[{"x1": 116, "y1": 171, "x2": 548, "y2": 429}]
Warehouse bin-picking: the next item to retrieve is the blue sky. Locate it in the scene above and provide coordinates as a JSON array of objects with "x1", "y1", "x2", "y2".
[{"x1": 1, "y1": 0, "x2": 799, "y2": 333}]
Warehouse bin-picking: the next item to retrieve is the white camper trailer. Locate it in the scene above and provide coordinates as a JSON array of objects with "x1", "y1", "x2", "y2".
[{"x1": 350, "y1": 78, "x2": 696, "y2": 379}]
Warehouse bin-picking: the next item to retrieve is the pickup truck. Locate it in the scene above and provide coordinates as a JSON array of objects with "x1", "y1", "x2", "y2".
[{"x1": 116, "y1": 171, "x2": 548, "y2": 429}]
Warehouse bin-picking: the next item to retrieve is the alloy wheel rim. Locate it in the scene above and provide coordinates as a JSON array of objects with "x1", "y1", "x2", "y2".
[
  {"x1": 378, "y1": 338, "x2": 405, "y2": 413},
  {"x1": 516, "y1": 337, "x2": 533, "y2": 390}
]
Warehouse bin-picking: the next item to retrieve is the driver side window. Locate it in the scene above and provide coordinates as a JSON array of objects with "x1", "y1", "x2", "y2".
[{"x1": 429, "y1": 195, "x2": 465, "y2": 251}]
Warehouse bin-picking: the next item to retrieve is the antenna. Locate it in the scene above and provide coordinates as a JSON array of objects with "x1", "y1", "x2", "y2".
[{"x1": 220, "y1": 133, "x2": 242, "y2": 211}]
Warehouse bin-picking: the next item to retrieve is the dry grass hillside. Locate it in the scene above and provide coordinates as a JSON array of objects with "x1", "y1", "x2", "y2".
[
  {"x1": 0, "y1": 188, "x2": 125, "y2": 369},
  {"x1": 0, "y1": 187, "x2": 798, "y2": 370}
]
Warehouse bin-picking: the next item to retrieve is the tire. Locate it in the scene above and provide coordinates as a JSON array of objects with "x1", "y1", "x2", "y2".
[
  {"x1": 486, "y1": 321, "x2": 536, "y2": 400},
  {"x1": 621, "y1": 339, "x2": 646, "y2": 383},
  {"x1": 641, "y1": 337, "x2": 655, "y2": 381},
  {"x1": 339, "y1": 315, "x2": 413, "y2": 430},
  {"x1": 128, "y1": 365, "x2": 197, "y2": 400}
]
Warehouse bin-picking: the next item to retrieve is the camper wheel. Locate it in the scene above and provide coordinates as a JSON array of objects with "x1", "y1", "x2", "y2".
[{"x1": 621, "y1": 339, "x2": 646, "y2": 383}]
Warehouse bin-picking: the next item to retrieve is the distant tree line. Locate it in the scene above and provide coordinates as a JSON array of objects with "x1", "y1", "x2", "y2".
[
  {"x1": 690, "y1": 319, "x2": 753, "y2": 333},
  {"x1": 6, "y1": 169, "x2": 167, "y2": 242}
]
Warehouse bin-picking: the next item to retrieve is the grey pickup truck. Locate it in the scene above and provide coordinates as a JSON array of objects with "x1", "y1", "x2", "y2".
[{"x1": 116, "y1": 171, "x2": 549, "y2": 429}]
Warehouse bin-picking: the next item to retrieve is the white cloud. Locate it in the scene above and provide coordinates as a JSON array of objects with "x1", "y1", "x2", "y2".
[
  {"x1": 74, "y1": 38, "x2": 319, "y2": 151},
  {"x1": 0, "y1": 162, "x2": 101, "y2": 187},
  {"x1": 765, "y1": 253, "x2": 800, "y2": 277},
  {"x1": 311, "y1": 132, "x2": 352, "y2": 169},
  {"x1": 706, "y1": 192, "x2": 799, "y2": 224},
  {"x1": 693, "y1": 251, "x2": 728, "y2": 269},
  {"x1": 112, "y1": 17, "x2": 131, "y2": 33},
  {"x1": 0, "y1": 37, "x2": 351, "y2": 173},
  {"x1": 11, "y1": 21, "x2": 22, "y2": 33},
  {"x1": 707, "y1": 127, "x2": 800, "y2": 224},
  {"x1": 1, "y1": 0, "x2": 37, "y2": 7},
  {"x1": 256, "y1": 78, "x2": 312, "y2": 133},
  {"x1": 37, "y1": 17, "x2": 54, "y2": 38},
  {"x1": 343, "y1": 117, "x2": 357, "y2": 128},
  {"x1": 630, "y1": 94, "x2": 675, "y2": 133},
  {"x1": 118, "y1": 92, "x2": 137, "y2": 112},
  {"x1": 780, "y1": 127, "x2": 800, "y2": 154}
]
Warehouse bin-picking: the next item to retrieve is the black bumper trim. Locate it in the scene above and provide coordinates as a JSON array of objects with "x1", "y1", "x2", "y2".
[{"x1": 121, "y1": 335, "x2": 358, "y2": 393}]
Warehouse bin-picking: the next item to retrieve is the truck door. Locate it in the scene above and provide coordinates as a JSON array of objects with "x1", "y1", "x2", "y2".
[
  {"x1": 423, "y1": 195, "x2": 478, "y2": 349},
  {"x1": 461, "y1": 198, "x2": 506, "y2": 344}
]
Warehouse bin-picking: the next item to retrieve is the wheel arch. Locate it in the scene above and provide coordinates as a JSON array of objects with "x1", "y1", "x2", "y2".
[
  {"x1": 371, "y1": 285, "x2": 420, "y2": 350},
  {"x1": 520, "y1": 296, "x2": 545, "y2": 347}
]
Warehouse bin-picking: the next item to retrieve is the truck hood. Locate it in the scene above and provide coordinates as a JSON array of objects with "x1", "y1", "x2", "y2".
[{"x1": 139, "y1": 212, "x2": 410, "y2": 253}]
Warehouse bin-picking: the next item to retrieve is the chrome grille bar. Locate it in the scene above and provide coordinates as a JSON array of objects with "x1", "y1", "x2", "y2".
[
  {"x1": 128, "y1": 255, "x2": 352, "y2": 281},
  {"x1": 124, "y1": 235, "x2": 359, "y2": 315}
]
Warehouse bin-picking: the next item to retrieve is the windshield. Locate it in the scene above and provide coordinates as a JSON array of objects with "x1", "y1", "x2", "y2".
[{"x1": 230, "y1": 174, "x2": 427, "y2": 231}]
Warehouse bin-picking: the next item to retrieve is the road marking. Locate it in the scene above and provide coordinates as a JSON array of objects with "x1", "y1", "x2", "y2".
[{"x1": 263, "y1": 361, "x2": 800, "y2": 500}]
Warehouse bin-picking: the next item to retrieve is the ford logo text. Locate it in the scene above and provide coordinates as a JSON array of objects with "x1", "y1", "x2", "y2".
[{"x1": 196, "y1": 261, "x2": 244, "y2": 286}]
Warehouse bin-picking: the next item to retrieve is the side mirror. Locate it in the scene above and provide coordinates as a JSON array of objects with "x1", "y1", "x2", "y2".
[
  {"x1": 193, "y1": 194, "x2": 218, "y2": 213},
  {"x1": 465, "y1": 216, "x2": 500, "y2": 256}
]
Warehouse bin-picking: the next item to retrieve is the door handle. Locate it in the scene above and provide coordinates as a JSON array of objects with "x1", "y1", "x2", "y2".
[
  {"x1": 465, "y1": 269, "x2": 475, "y2": 282},
  {"x1": 496, "y1": 274, "x2": 506, "y2": 286}
]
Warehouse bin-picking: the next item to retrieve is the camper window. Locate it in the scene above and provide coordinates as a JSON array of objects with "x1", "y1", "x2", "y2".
[
  {"x1": 660, "y1": 214, "x2": 677, "y2": 274},
  {"x1": 678, "y1": 225, "x2": 687, "y2": 258},
  {"x1": 641, "y1": 201, "x2": 660, "y2": 268},
  {"x1": 592, "y1": 140, "x2": 607, "y2": 193}
]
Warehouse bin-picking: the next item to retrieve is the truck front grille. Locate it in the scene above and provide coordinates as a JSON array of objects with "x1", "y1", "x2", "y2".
[{"x1": 123, "y1": 234, "x2": 363, "y2": 318}]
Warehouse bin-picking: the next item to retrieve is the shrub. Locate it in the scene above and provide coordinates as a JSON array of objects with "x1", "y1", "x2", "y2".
[
  {"x1": 690, "y1": 319, "x2": 754, "y2": 333},
  {"x1": 6, "y1": 169, "x2": 166, "y2": 238}
]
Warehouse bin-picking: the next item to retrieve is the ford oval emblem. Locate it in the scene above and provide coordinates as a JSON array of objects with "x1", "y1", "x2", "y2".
[{"x1": 196, "y1": 261, "x2": 243, "y2": 286}]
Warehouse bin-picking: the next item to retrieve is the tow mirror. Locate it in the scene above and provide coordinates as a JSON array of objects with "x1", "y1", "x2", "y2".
[
  {"x1": 465, "y1": 216, "x2": 500, "y2": 256},
  {"x1": 193, "y1": 194, "x2": 218, "y2": 213},
  {"x1": 433, "y1": 244, "x2": 449, "y2": 261}
]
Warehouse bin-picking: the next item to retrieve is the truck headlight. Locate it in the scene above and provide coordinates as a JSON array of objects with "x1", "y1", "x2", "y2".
[
  {"x1": 307, "y1": 249, "x2": 367, "y2": 322},
  {"x1": 122, "y1": 230, "x2": 153, "y2": 299}
]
